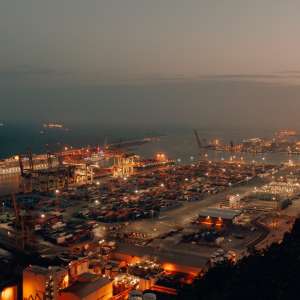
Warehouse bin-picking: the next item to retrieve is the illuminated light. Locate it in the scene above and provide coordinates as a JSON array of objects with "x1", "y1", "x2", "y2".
[
  {"x1": 135, "y1": 190, "x2": 139, "y2": 194},
  {"x1": 41, "y1": 214, "x2": 45, "y2": 219},
  {"x1": 156, "y1": 153, "x2": 166, "y2": 162},
  {"x1": 215, "y1": 216, "x2": 223, "y2": 227},
  {"x1": 95, "y1": 200, "x2": 99, "y2": 205},
  {"x1": 201, "y1": 220, "x2": 213, "y2": 226},
  {"x1": 96, "y1": 181, "x2": 100, "y2": 186},
  {"x1": 163, "y1": 263, "x2": 176, "y2": 272},
  {"x1": 190, "y1": 156, "x2": 194, "y2": 161},
  {"x1": 1, "y1": 287, "x2": 14, "y2": 300},
  {"x1": 185, "y1": 178, "x2": 189, "y2": 181},
  {"x1": 62, "y1": 274, "x2": 69, "y2": 288},
  {"x1": 55, "y1": 189, "x2": 60, "y2": 195},
  {"x1": 160, "y1": 183, "x2": 165, "y2": 187},
  {"x1": 64, "y1": 146, "x2": 68, "y2": 151}
]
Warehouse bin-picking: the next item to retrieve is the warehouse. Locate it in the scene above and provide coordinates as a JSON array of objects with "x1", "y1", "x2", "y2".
[
  {"x1": 198, "y1": 207, "x2": 242, "y2": 227},
  {"x1": 58, "y1": 273, "x2": 112, "y2": 300}
]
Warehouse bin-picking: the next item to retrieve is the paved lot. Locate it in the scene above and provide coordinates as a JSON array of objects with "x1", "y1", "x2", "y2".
[{"x1": 123, "y1": 176, "x2": 268, "y2": 237}]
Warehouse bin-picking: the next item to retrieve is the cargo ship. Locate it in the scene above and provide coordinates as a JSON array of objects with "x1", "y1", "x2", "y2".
[
  {"x1": 43, "y1": 123, "x2": 64, "y2": 129},
  {"x1": 0, "y1": 155, "x2": 59, "y2": 176}
]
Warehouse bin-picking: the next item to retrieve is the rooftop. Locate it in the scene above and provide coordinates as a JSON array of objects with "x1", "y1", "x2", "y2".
[
  {"x1": 61, "y1": 274, "x2": 111, "y2": 298},
  {"x1": 198, "y1": 207, "x2": 241, "y2": 220},
  {"x1": 24, "y1": 265, "x2": 65, "y2": 275},
  {"x1": 115, "y1": 243, "x2": 208, "y2": 269}
]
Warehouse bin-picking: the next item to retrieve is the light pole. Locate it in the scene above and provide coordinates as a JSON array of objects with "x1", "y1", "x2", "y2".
[{"x1": 55, "y1": 189, "x2": 60, "y2": 208}]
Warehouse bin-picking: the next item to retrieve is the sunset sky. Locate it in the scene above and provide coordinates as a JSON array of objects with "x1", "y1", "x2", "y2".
[{"x1": 1, "y1": 1, "x2": 300, "y2": 128}]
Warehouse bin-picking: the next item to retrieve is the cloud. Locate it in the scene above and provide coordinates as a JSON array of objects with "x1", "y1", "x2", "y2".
[
  {"x1": 0, "y1": 65, "x2": 72, "y2": 79},
  {"x1": 2, "y1": 65, "x2": 300, "y2": 88},
  {"x1": 275, "y1": 70, "x2": 300, "y2": 75}
]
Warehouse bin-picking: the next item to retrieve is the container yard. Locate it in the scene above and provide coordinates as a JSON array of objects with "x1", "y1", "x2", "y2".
[{"x1": 0, "y1": 148, "x2": 299, "y2": 299}]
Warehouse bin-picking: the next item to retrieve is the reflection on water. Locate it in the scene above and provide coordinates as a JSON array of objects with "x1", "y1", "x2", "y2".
[{"x1": 0, "y1": 175, "x2": 20, "y2": 196}]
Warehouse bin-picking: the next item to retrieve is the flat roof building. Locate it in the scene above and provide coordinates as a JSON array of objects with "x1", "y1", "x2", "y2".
[
  {"x1": 58, "y1": 274, "x2": 112, "y2": 300},
  {"x1": 113, "y1": 243, "x2": 208, "y2": 277},
  {"x1": 198, "y1": 207, "x2": 241, "y2": 220}
]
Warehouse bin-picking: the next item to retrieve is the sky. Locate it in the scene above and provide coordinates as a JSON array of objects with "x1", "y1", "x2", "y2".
[{"x1": 1, "y1": 0, "x2": 300, "y2": 129}]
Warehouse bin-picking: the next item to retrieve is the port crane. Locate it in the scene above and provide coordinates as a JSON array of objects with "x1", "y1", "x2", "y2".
[
  {"x1": 193, "y1": 129, "x2": 207, "y2": 159},
  {"x1": 193, "y1": 129, "x2": 202, "y2": 150},
  {"x1": 11, "y1": 193, "x2": 35, "y2": 250}
]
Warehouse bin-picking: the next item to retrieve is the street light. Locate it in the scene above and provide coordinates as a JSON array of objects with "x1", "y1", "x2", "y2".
[{"x1": 55, "y1": 189, "x2": 60, "y2": 208}]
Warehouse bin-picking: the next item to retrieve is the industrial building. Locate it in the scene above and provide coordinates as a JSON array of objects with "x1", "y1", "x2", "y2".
[
  {"x1": 198, "y1": 207, "x2": 242, "y2": 227},
  {"x1": 58, "y1": 273, "x2": 112, "y2": 300},
  {"x1": 23, "y1": 265, "x2": 69, "y2": 300},
  {"x1": 113, "y1": 243, "x2": 208, "y2": 277},
  {"x1": 0, "y1": 284, "x2": 18, "y2": 300}
]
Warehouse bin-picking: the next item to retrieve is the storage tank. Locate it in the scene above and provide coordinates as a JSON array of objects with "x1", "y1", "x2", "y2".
[
  {"x1": 111, "y1": 267, "x2": 119, "y2": 278},
  {"x1": 143, "y1": 293, "x2": 157, "y2": 300},
  {"x1": 129, "y1": 290, "x2": 143, "y2": 300},
  {"x1": 104, "y1": 265, "x2": 112, "y2": 277}
]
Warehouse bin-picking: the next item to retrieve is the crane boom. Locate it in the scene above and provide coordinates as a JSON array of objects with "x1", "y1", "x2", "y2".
[
  {"x1": 18, "y1": 155, "x2": 24, "y2": 176},
  {"x1": 47, "y1": 152, "x2": 53, "y2": 169},
  {"x1": 28, "y1": 149, "x2": 34, "y2": 171},
  {"x1": 193, "y1": 129, "x2": 202, "y2": 150}
]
